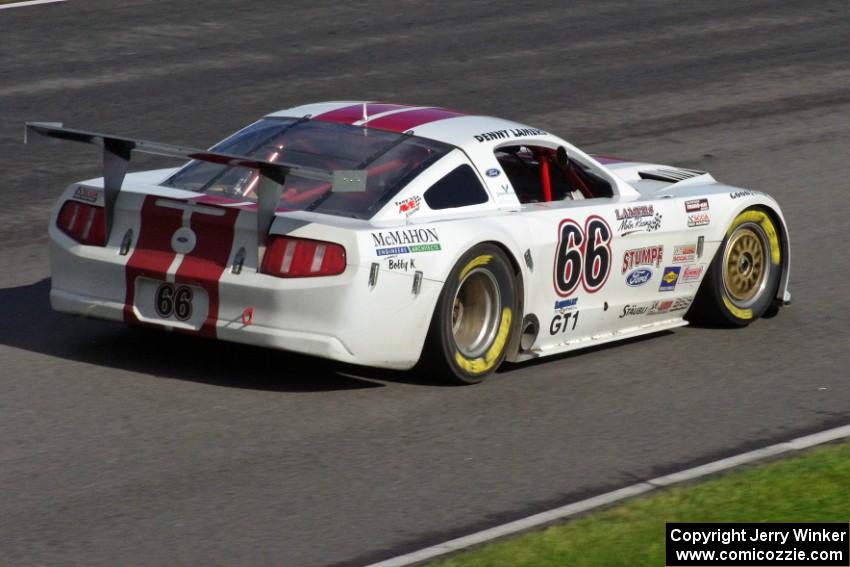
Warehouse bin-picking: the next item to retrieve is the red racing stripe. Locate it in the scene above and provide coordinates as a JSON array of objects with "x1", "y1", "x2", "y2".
[
  {"x1": 174, "y1": 207, "x2": 240, "y2": 337},
  {"x1": 124, "y1": 196, "x2": 183, "y2": 325},
  {"x1": 313, "y1": 103, "x2": 412, "y2": 125},
  {"x1": 362, "y1": 107, "x2": 465, "y2": 133}
]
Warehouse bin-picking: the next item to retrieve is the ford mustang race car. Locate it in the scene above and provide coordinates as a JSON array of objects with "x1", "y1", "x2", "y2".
[{"x1": 26, "y1": 101, "x2": 791, "y2": 384}]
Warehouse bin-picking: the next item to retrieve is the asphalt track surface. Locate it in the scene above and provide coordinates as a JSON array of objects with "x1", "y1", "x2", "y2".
[{"x1": 1, "y1": 2, "x2": 849, "y2": 566}]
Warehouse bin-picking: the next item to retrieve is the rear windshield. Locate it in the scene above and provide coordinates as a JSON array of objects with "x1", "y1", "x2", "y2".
[{"x1": 162, "y1": 117, "x2": 452, "y2": 219}]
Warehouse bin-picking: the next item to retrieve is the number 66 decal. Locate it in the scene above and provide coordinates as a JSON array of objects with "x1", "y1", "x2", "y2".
[
  {"x1": 155, "y1": 282, "x2": 194, "y2": 321},
  {"x1": 553, "y1": 216, "x2": 612, "y2": 297}
]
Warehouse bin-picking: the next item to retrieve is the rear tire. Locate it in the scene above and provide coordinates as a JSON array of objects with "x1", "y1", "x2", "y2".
[
  {"x1": 688, "y1": 208, "x2": 782, "y2": 327},
  {"x1": 420, "y1": 244, "x2": 518, "y2": 385}
]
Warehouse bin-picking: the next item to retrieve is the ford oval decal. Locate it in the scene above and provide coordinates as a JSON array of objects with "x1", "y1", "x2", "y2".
[
  {"x1": 485, "y1": 168, "x2": 501, "y2": 177},
  {"x1": 626, "y1": 269, "x2": 652, "y2": 287}
]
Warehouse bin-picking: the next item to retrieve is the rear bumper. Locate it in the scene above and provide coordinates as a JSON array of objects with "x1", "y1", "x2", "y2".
[
  {"x1": 49, "y1": 230, "x2": 442, "y2": 371},
  {"x1": 50, "y1": 287, "x2": 356, "y2": 363}
]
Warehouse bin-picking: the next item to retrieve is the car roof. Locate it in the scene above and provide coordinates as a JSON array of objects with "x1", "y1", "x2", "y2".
[{"x1": 265, "y1": 101, "x2": 565, "y2": 152}]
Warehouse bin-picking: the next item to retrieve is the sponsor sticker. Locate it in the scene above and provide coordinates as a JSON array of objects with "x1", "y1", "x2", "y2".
[
  {"x1": 687, "y1": 213, "x2": 710, "y2": 227},
  {"x1": 73, "y1": 186, "x2": 98, "y2": 203},
  {"x1": 372, "y1": 228, "x2": 441, "y2": 256},
  {"x1": 651, "y1": 296, "x2": 694, "y2": 314},
  {"x1": 680, "y1": 265, "x2": 703, "y2": 283},
  {"x1": 616, "y1": 206, "x2": 663, "y2": 236},
  {"x1": 485, "y1": 168, "x2": 501, "y2": 177},
  {"x1": 615, "y1": 205, "x2": 655, "y2": 220},
  {"x1": 650, "y1": 299, "x2": 674, "y2": 313},
  {"x1": 672, "y1": 243, "x2": 697, "y2": 264},
  {"x1": 729, "y1": 190, "x2": 756, "y2": 199},
  {"x1": 659, "y1": 266, "x2": 681, "y2": 291},
  {"x1": 619, "y1": 303, "x2": 652, "y2": 318},
  {"x1": 685, "y1": 198, "x2": 709, "y2": 212},
  {"x1": 395, "y1": 195, "x2": 421, "y2": 217},
  {"x1": 622, "y1": 245, "x2": 664, "y2": 273},
  {"x1": 474, "y1": 127, "x2": 548, "y2": 142},
  {"x1": 554, "y1": 297, "x2": 579, "y2": 311},
  {"x1": 626, "y1": 269, "x2": 652, "y2": 287},
  {"x1": 670, "y1": 296, "x2": 694, "y2": 311}
]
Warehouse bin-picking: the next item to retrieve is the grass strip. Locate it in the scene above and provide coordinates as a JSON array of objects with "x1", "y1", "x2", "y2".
[{"x1": 432, "y1": 441, "x2": 850, "y2": 567}]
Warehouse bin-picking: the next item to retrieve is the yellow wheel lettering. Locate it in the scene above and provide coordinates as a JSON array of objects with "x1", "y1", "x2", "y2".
[
  {"x1": 454, "y1": 351, "x2": 485, "y2": 374},
  {"x1": 453, "y1": 308, "x2": 512, "y2": 375},
  {"x1": 726, "y1": 210, "x2": 781, "y2": 265},
  {"x1": 459, "y1": 255, "x2": 492, "y2": 281},
  {"x1": 484, "y1": 308, "x2": 512, "y2": 364},
  {"x1": 723, "y1": 295, "x2": 753, "y2": 320}
]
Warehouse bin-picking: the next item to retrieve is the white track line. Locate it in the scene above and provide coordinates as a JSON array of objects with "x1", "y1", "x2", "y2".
[
  {"x1": 0, "y1": 0, "x2": 67, "y2": 10},
  {"x1": 364, "y1": 423, "x2": 850, "y2": 567}
]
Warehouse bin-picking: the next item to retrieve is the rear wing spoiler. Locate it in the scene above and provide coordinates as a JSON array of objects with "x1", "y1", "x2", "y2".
[{"x1": 24, "y1": 122, "x2": 366, "y2": 250}]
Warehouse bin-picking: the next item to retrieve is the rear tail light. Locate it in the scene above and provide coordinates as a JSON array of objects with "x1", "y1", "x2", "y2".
[
  {"x1": 261, "y1": 236, "x2": 346, "y2": 278},
  {"x1": 57, "y1": 201, "x2": 106, "y2": 246}
]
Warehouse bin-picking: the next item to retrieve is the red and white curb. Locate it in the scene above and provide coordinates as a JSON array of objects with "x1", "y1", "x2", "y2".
[{"x1": 364, "y1": 424, "x2": 850, "y2": 567}]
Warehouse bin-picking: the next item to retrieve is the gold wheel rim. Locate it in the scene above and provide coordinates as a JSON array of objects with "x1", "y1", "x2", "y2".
[
  {"x1": 722, "y1": 225, "x2": 767, "y2": 304},
  {"x1": 451, "y1": 268, "x2": 501, "y2": 358}
]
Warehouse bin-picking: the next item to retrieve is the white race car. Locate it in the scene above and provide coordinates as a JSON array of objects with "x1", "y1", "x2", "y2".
[{"x1": 27, "y1": 101, "x2": 791, "y2": 384}]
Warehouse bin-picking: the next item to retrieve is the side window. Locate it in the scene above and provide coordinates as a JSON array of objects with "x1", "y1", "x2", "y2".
[
  {"x1": 495, "y1": 145, "x2": 613, "y2": 204},
  {"x1": 424, "y1": 164, "x2": 489, "y2": 210}
]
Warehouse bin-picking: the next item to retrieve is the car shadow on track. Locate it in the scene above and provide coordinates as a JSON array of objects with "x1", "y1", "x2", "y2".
[{"x1": 0, "y1": 279, "x2": 441, "y2": 391}]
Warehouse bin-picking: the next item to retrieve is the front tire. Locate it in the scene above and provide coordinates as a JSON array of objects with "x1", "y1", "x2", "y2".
[
  {"x1": 421, "y1": 244, "x2": 518, "y2": 384},
  {"x1": 689, "y1": 208, "x2": 782, "y2": 327}
]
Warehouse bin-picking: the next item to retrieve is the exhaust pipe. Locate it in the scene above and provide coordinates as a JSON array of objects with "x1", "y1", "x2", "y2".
[{"x1": 519, "y1": 314, "x2": 539, "y2": 352}]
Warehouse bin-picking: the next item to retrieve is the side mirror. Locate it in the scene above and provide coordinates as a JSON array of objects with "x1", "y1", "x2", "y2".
[{"x1": 556, "y1": 146, "x2": 570, "y2": 167}]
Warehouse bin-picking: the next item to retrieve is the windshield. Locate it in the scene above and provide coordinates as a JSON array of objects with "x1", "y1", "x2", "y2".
[{"x1": 162, "y1": 117, "x2": 453, "y2": 219}]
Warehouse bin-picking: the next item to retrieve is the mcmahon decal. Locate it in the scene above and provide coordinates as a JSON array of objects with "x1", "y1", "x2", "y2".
[{"x1": 372, "y1": 228, "x2": 441, "y2": 256}]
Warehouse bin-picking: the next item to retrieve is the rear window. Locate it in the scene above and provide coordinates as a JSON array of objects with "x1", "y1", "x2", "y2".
[
  {"x1": 424, "y1": 164, "x2": 489, "y2": 210},
  {"x1": 163, "y1": 118, "x2": 452, "y2": 219}
]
